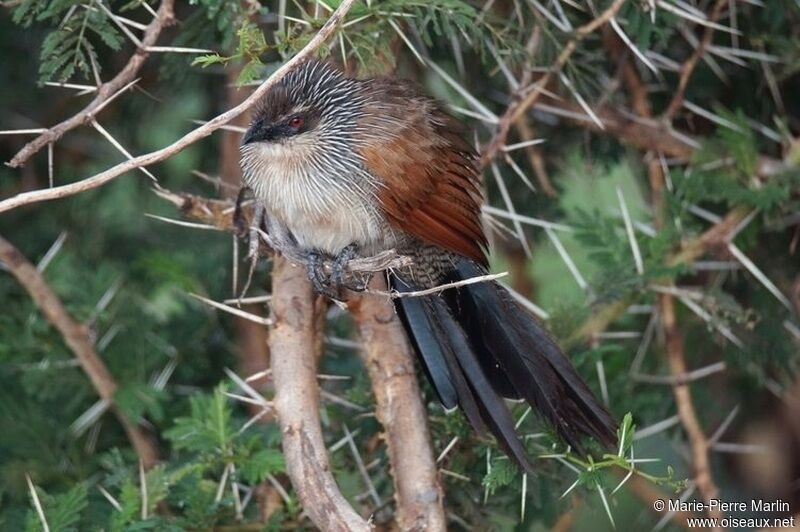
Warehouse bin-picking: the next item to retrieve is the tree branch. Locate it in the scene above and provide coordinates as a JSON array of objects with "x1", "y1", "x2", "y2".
[
  {"x1": 0, "y1": 234, "x2": 159, "y2": 468},
  {"x1": 268, "y1": 255, "x2": 371, "y2": 531},
  {"x1": 349, "y1": 277, "x2": 446, "y2": 532},
  {"x1": 7, "y1": 0, "x2": 176, "y2": 168},
  {"x1": 0, "y1": 0, "x2": 358, "y2": 214}
]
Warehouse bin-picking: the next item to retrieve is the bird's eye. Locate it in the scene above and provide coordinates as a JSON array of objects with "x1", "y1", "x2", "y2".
[{"x1": 288, "y1": 116, "x2": 304, "y2": 129}]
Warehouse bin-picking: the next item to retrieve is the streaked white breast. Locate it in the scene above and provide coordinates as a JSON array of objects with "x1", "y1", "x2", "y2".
[{"x1": 241, "y1": 140, "x2": 387, "y2": 256}]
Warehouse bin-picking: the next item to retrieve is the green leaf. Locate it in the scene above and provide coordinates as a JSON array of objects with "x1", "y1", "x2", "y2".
[
  {"x1": 616, "y1": 412, "x2": 635, "y2": 458},
  {"x1": 481, "y1": 457, "x2": 518, "y2": 495},
  {"x1": 239, "y1": 448, "x2": 285, "y2": 485},
  {"x1": 164, "y1": 384, "x2": 234, "y2": 455}
]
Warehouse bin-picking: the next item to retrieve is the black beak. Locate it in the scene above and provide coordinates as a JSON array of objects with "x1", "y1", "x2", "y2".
[{"x1": 242, "y1": 123, "x2": 273, "y2": 145}]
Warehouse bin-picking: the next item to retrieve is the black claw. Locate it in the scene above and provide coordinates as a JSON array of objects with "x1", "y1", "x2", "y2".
[
  {"x1": 306, "y1": 251, "x2": 339, "y2": 299},
  {"x1": 330, "y1": 243, "x2": 359, "y2": 288}
]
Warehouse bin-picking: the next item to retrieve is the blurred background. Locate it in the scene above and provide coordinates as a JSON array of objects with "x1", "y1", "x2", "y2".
[{"x1": 0, "y1": 0, "x2": 799, "y2": 530}]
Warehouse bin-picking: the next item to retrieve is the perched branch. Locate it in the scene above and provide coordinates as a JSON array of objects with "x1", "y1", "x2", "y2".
[
  {"x1": 155, "y1": 186, "x2": 413, "y2": 275},
  {"x1": 7, "y1": 0, "x2": 176, "y2": 168},
  {"x1": 268, "y1": 255, "x2": 371, "y2": 531},
  {"x1": 0, "y1": 0, "x2": 359, "y2": 214},
  {"x1": 0, "y1": 234, "x2": 159, "y2": 468},
  {"x1": 349, "y1": 277, "x2": 446, "y2": 532},
  {"x1": 256, "y1": 229, "x2": 411, "y2": 274}
]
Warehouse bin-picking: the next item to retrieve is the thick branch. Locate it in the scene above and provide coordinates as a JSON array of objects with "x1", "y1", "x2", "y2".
[
  {"x1": 349, "y1": 277, "x2": 446, "y2": 532},
  {"x1": 0, "y1": 234, "x2": 159, "y2": 468},
  {"x1": 7, "y1": 0, "x2": 176, "y2": 168},
  {"x1": 0, "y1": 0, "x2": 358, "y2": 214},
  {"x1": 268, "y1": 255, "x2": 371, "y2": 531}
]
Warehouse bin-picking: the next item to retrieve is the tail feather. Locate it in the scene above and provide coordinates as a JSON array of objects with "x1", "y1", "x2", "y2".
[
  {"x1": 392, "y1": 275, "x2": 534, "y2": 471},
  {"x1": 449, "y1": 259, "x2": 616, "y2": 451},
  {"x1": 390, "y1": 258, "x2": 616, "y2": 470},
  {"x1": 392, "y1": 280, "x2": 459, "y2": 409},
  {"x1": 427, "y1": 296, "x2": 535, "y2": 471}
]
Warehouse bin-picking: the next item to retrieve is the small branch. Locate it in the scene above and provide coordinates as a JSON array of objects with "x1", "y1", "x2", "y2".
[
  {"x1": 660, "y1": 295, "x2": 722, "y2": 525},
  {"x1": 268, "y1": 255, "x2": 371, "y2": 531},
  {"x1": 529, "y1": 99, "x2": 786, "y2": 180},
  {"x1": 613, "y1": 37, "x2": 722, "y2": 524},
  {"x1": 0, "y1": 0, "x2": 358, "y2": 214},
  {"x1": 0, "y1": 234, "x2": 159, "y2": 468},
  {"x1": 349, "y1": 276, "x2": 446, "y2": 532},
  {"x1": 7, "y1": 0, "x2": 177, "y2": 168},
  {"x1": 661, "y1": 0, "x2": 729, "y2": 120}
]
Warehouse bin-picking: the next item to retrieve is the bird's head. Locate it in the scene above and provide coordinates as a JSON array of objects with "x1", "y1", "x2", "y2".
[{"x1": 241, "y1": 60, "x2": 361, "y2": 158}]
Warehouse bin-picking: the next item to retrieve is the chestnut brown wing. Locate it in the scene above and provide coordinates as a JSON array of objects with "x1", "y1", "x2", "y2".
[{"x1": 358, "y1": 95, "x2": 488, "y2": 265}]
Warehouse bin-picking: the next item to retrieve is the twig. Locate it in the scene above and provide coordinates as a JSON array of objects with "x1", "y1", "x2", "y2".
[
  {"x1": 7, "y1": 0, "x2": 176, "y2": 168},
  {"x1": 661, "y1": 0, "x2": 729, "y2": 120},
  {"x1": 0, "y1": 234, "x2": 159, "y2": 468},
  {"x1": 0, "y1": 0, "x2": 358, "y2": 213},
  {"x1": 613, "y1": 38, "x2": 723, "y2": 525},
  {"x1": 376, "y1": 272, "x2": 508, "y2": 299},
  {"x1": 479, "y1": 0, "x2": 628, "y2": 168},
  {"x1": 268, "y1": 255, "x2": 371, "y2": 531},
  {"x1": 660, "y1": 295, "x2": 722, "y2": 525},
  {"x1": 349, "y1": 276, "x2": 446, "y2": 532}
]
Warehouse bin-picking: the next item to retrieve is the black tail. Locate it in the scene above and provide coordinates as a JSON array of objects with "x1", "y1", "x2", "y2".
[{"x1": 390, "y1": 258, "x2": 616, "y2": 471}]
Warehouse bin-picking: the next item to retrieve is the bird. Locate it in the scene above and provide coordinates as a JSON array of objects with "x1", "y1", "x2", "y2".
[{"x1": 239, "y1": 59, "x2": 616, "y2": 471}]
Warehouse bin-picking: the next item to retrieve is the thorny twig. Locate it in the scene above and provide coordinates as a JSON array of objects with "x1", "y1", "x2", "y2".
[
  {"x1": 612, "y1": 35, "x2": 723, "y2": 523},
  {"x1": 479, "y1": 0, "x2": 628, "y2": 169},
  {"x1": 7, "y1": 0, "x2": 176, "y2": 168}
]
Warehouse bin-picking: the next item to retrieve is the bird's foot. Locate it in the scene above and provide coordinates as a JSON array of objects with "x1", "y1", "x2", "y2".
[
  {"x1": 333, "y1": 244, "x2": 373, "y2": 292},
  {"x1": 305, "y1": 244, "x2": 369, "y2": 300},
  {"x1": 306, "y1": 250, "x2": 340, "y2": 300}
]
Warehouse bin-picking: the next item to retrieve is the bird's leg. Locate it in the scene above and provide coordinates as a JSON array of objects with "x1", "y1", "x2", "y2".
[
  {"x1": 330, "y1": 243, "x2": 357, "y2": 287},
  {"x1": 247, "y1": 203, "x2": 266, "y2": 262},
  {"x1": 233, "y1": 186, "x2": 252, "y2": 238}
]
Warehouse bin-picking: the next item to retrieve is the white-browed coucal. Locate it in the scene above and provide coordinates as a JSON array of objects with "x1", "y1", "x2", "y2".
[{"x1": 240, "y1": 60, "x2": 615, "y2": 470}]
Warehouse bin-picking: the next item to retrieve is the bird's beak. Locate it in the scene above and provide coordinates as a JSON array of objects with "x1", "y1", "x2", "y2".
[
  {"x1": 242, "y1": 127, "x2": 260, "y2": 145},
  {"x1": 242, "y1": 124, "x2": 272, "y2": 145}
]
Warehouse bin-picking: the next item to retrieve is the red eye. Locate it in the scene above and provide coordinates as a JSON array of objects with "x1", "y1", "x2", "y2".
[{"x1": 289, "y1": 116, "x2": 304, "y2": 128}]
